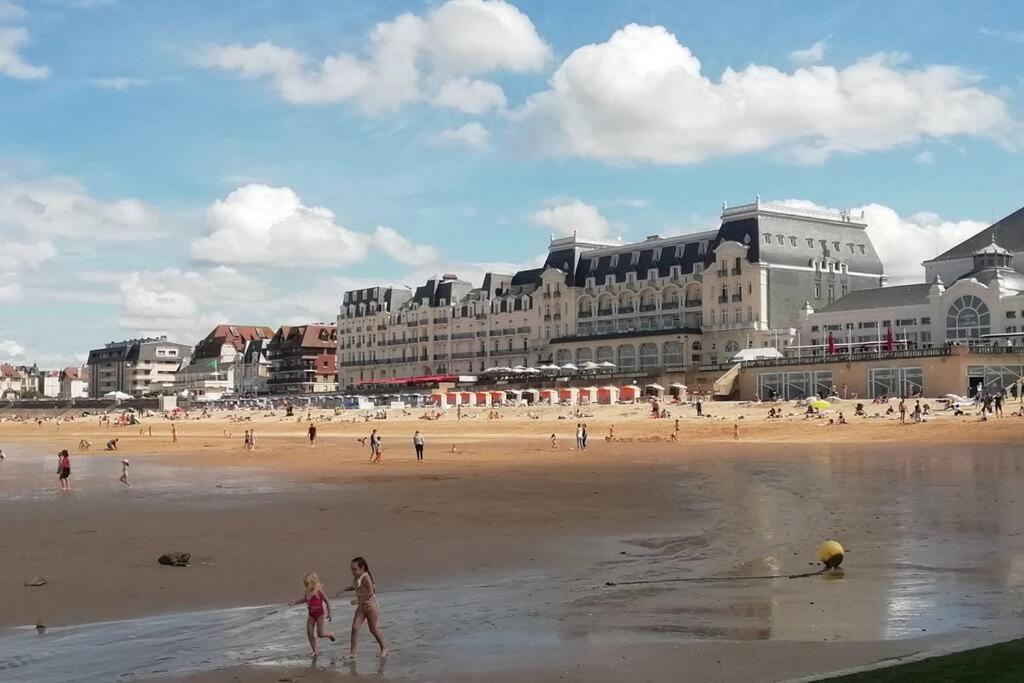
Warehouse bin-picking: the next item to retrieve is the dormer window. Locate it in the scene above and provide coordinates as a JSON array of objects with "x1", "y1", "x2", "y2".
[
  {"x1": 698, "y1": 241, "x2": 707, "y2": 255},
  {"x1": 832, "y1": 241, "x2": 841, "y2": 251},
  {"x1": 763, "y1": 233, "x2": 772, "y2": 244},
  {"x1": 610, "y1": 255, "x2": 618, "y2": 268},
  {"x1": 858, "y1": 245, "x2": 866, "y2": 255},
  {"x1": 789, "y1": 236, "x2": 797, "y2": 246},
  {"x1": 777, "y1": 235, "x2": 784, "y2": 245}
]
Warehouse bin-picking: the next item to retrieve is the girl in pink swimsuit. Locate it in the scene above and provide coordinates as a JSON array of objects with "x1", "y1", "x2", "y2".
[
  {"x1": 289, "y1": 572, "x2": 336, "y2": 656},
  {"x1": 339, "y1": 556, "x2": 388, "y2": 659}
]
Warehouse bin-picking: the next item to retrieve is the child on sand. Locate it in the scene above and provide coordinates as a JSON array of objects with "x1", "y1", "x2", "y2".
[
  {"x1": 119, "y1": 459, "x2": 132, "y2": 487},
  {"x1": 372, "y1": 438, "x2": 383, "y2": 464},
  {"x1": 57, "y1": 450, "x2": 71, "y2": 492},
  {"x1": 289, "y1": 572, "x2": 336, "y2": 657},
  {"x1": 550, "y1": 433, "x2": 557, "y2": 450},
  {"x1": 338, "y1": 557, "x2": 388, "y2": 659},
  {"x1": 308, "y1": 424, "x2": 317, "y2": 447}
]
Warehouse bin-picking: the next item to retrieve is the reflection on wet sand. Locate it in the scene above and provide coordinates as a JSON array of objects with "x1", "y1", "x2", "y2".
[{"x1": 1, "y1": 442, "x2": 1023, "y2": 681}]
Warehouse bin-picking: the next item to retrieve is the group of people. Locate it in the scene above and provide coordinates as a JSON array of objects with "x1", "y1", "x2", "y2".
[
  {"x1": 243, "y1": 429, "x2": 258, "y2": 451},
  {"x1": 50, "y1": 449, "x2": 131, "y2": 491},
  {"x1": 289, "y1": 557, "x2": 388, "y2": 660}
]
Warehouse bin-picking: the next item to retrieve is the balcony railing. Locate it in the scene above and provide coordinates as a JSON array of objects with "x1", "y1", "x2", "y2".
[
  {"x1": 684, "y1": 299, "x2": 702, "y2": 307},
  {"x1": 731, "y1": 294, "x2": 743, "y2": 302},
  {"x1": 578, "y1": 310, "x2": 593, "y2": 318},
  {"x1": 662, "y1": 300, "x2": 679, "y2": 310},
  {"x1": 617, "y1": 306, "x2": 635, "y2": 314},
  {"x1": 597, "y1": 308, "x2": 613, "y2": 316},
  {"x1": 716, "y1": 269, "x2": 728, "y2": 277},
  {"x1": 731, "y1": 268, "x2": 742, "y2": 276},
  {"x1": 718, "y1": 295, "x2": 728, "y2": 303}
]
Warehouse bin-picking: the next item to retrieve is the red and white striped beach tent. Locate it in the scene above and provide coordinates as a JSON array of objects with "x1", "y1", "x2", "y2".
[
  {"x1": 489, "y1": 390, "x2": 506, "y2": 405},
  {"x1": 597, "y1": 386, "x2": 619, "y2": 404},
  {"x1": 558, "y1": 387, "x2": 578, "y2": 405},
  {"x1": 619, "y1": 384, "x2": 642, "y2": 402},
  {"x1": 578, "y1": 386, "x2": 598, "y2": 404},
  {"x1": 458, "y1": 391, "x2": 476, "y2": 406},
  {"x1": 475, "y1": 391, "x2": 491, "y2": 406},
  {"x1": 539, "y1": 388, "x2": 558, "y2": 404}
]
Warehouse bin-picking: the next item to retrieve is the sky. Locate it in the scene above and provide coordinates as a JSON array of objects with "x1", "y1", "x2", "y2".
[{"x1": 1, "y1": 0, "x2": 1023, "y2": 367}]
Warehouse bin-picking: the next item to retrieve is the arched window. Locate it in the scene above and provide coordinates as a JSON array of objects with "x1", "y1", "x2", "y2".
[
  {"x1": 556, "y1": 349, "x2": 572, "y2": 363},
  {"x1": 576, "y1": 347, "x2": 594, "y2": 363},
  {"x1": 691, "y1": 341, "x2": 702, "y2": 351},
  {"x1": 725, "y1": 340, "x2": 740, "y2": 353},
  {"x1": 663, "y1": 341, "x2": 682, "y2": 366},
  {"x1": 617, "y1": 344, "x2": 636, "y2": 369},
  {"x1": 639, "y1": 343, "x2": 658, "y2": 369},
  {"x1": 946, "y1": 295, "x2": 990, "y2": 339},
  {"x1": 596, "y1": 346, "x2": 614, "y2": 363}
]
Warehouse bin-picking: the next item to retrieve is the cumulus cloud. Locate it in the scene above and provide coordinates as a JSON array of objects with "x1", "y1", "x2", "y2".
[
  {"x1": 195, "y1": 0, "x2": 548, "y2": 113},
  {"x1": 0, "y1": 27, "x2": 50, "y2": 80},
  {"x1": 0, "y1": 177, "x2": 161, "y2": 240},
  {"x1": 913, "y1": 150, "x2": 935, "y2": 164},
  {"x1": 435, "y1": 122, "x2": 490, "y2": 149},
  {"x1": 531, "y1": 199, "x2": 615, "y2": 240},
  {"x1": 0, "y1": 276, "x2": 21, "y2": 302},
  {"x1": 432, "y1": 77, "x2": 506, "y2": 113},
  {"x1": 190, "y1": 184, "x2": 438, "y2": 268},
  {"x1": 776, "y1": 198, "x2": 986, "y2": 283},
  {"x1": 514, "y1": 24, "x2": 1017, "y2": 165},
  {"x1": 373, "y1": 225, "x2": 440, "y2": 265},
  {"x1": 0, "y1": 338, "x2": 26, "y2": 358},
  {"x1": 0, "y1": 240, "x2": 57, "y2": 270},
  {"x1": 789, "y1": 38, "x2": 828, "y2": 65}
]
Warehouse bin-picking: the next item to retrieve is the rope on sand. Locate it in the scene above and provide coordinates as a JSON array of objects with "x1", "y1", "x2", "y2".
[{"x1": 604, "y1": 566, "x2": 830, "y2": 587}]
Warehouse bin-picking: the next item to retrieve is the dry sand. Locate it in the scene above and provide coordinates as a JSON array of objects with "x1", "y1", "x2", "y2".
[{"x1": 1, "y1": 400, "x2": 1023, "y2": 682}]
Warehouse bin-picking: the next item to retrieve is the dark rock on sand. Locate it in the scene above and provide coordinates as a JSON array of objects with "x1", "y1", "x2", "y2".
[
  {"x1": 24, "y1": 576, "x2": 47, "y2": 587},
  {"x1": 158, "y1": 552, "x2": 191, "y2": 567}
]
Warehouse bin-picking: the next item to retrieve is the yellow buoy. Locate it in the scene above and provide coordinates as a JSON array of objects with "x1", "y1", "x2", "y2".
[{"x1": 818, "y1": 540, "x2": 844, "y2": 569}]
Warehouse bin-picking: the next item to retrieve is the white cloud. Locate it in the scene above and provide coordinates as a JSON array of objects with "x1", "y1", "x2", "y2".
[
  {"x1": 0, "y1": 177, "x2": 161, "y2": 240},
  {"x1": 0, "y1": 276, "x2": 21, "y2": 302},
  {"x1": 979, "y1": 28, "x2": 1024, "y2": 45},
  {"x1": 776, "y1": 198, "x2": 986, "y2": 283},
  {"x1": 195, "y1": 0, "x2": 548, "y2": 114},
  {"x1": 432, "y1": 77, "x2": 506, "y2": 113},
  {"x1": 913, "y1": 149, "x2": 935, "y2": 164},
  {"x1": 531, "y1": 198, "x2": 615, "y2": 239},
  {"x1": 0, "y1": 1, "x2": 27, "y2": 21},
  {"x1": 435, "y1": 122, "x2": 490, "y2": 149},
  {"x1": 789, "y1": 38, "x2": 828, "y2": 65},
  {"x1": 0, "y1": 240, "x2": 57, "y2": 270},
  {"x1": 120, "y1": 272, "x2": 198, "y2": 320},
  {"x1": 0, "y1": 27, "x2": 50, "y2": 80},
  {"x1": 373, "y1": 225, "x2": 440, "y2": 265},
  {"x1": 0, "y1": 339, "x2": 26, "y2": 358},
  {"x1": 190, "y1": 184, "x2": 437, "y2": 268},
  {"x1": 90, "y1": 76, "x2": 148, "y2": 90},
  {"x1": 514, "y1": 24, "x2": 1017, "y2": 165}
]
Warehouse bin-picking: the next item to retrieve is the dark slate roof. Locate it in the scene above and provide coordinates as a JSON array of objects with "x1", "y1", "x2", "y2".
[
  {"x1": 954, "y1": 267, "x2": 1024, "y2": 292},
  {"x1": 510, "y1": 267, "x2": 543, "y2": 287},
  {"x1": 817, "y1": 284, "x2": 933, "y2": 313},
  {"x1": 574, "y1": 234, "x2": 714, "y2": 286},
  {"x1": 932, "y1": 205, "x2": 1024, "y2": 262}
]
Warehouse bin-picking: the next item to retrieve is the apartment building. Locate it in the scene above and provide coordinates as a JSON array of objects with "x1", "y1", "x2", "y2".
[
  {"x1": 174, "y1": 324, "x2": 274, "y2": 400},
  {"x1": 337, "y1": 198, "x2": 887, "y2": 386},
  {"x1": 266, "y1": 324, "x2": 338, "y2": 394},
  {"x1": 59, "y1": 366, "x2": 89, "y2": 399},
  {"x1": 85, "y1": 336, "x2": 192, "y2": 397}
]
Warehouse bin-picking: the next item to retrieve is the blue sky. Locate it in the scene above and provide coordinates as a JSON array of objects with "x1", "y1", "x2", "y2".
[{"x1": 1, "y1": 0, "x2": 1022, "y2": 366}]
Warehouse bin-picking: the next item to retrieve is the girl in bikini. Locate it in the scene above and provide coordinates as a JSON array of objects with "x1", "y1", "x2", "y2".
[
  {"x1": 339, "y1": 556, "x2": 388, "y2": 659},
  {"x1": 289, "y1": 572, "x2": 336, "y2": 657}
]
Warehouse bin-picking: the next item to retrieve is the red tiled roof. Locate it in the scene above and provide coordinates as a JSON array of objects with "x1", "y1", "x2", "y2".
[{"x1": 193, "y1": 324, "x2": 275, "y2": 359}]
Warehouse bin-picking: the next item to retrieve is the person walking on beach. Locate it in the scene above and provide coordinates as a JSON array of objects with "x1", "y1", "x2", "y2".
[
  {"x1": 119, "y1": 459, "x2": 132, "y2": 487},
  {"x1": 581, "y1": 423, "x2": 588, "y2": 450},
  {"x1": 171, "y1": 423, "x2": 177, "y2": 443},
  {"x1": 695, "y1": 398, "x2": 703, "y2": 417},
  {"x1": 249, "y1": 430, "x2": 257, "y2": 451},
  {"x1": 57, "y1": 450, "x2": 71, "y2": 492},
  {"x1": 898, "y1": 399, "x2": 906, "y2": 424},
  {"x1": 289, "y1": 572, "x2": 336, "y2": 657},
  {"x1": 338, "y1": 557, "x2": 388, "y2": 660},
  {"x1": 995, "y1": 392, "x2": 1004, "y2": 418},
  {"x1": 372, "y1": 437, "x2": 383, "y2": 464},
  {"x1": 550, "y1": 433, "x2": 558, "y2": 450},
  {"x1": 308, "y1": 423, "x2": 317, "y2": 447},
  {"x1": 575, "y1": 423, "x2": 583, "y2": 450},
  {"x1": 413, "y1": 431, "x2": 424, "y2": 462},
  {"x1": 243, "y1": 430, "x2": 251, "y2": 451},
  {"x1": 369, "y1": 429, "x2": 380, "y2": 462}
]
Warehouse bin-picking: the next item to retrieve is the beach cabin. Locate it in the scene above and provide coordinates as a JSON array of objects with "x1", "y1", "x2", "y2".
[
  {"x1": 539, "y1": 388, "x2": 559, "y2": 405},
  {"x1": 506, "y1": 389, "x2": 523, "y2": 405},
  {"x1": 644, "y1": 383, "x2": 665, "y2": 398},
  {"x1": 475, "y1": 391, "x2": 491, "y2": 406},
  {"x1": 430, "y1": 392, "x2": 448, "y2": 409},
  {"x1": 597, "y1": 386, "x2": 619, "y2": 404},
  {"x1": 445, "y1": 391, "x2": 460, "y2": 406},
  {"x1": 489, "y1": 390, "x2": 505, "y2": 405},
  {"x1": 578, "y1": 386, "x2": 598, "y2": 404},
  {"x1": 619, "y1": 385, "x2": 642, "y2": 402},
  {"x1": 558, "y1": 387, "x2": 579, "y2": 405},
  {"x1": 458, "y1": 391, "x2": 477, "y2": 406},
  {"x1": 521, "y1": 388, "x2": 540, "y2": 405},
  {"x1": 668, "y1": 383, "x2": 687, "y2": 402}
]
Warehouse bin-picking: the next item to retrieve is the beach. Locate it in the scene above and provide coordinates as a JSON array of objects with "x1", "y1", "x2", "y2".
[{"x1": 1, "y1": 401, "x2": 1023, "y2": 681}]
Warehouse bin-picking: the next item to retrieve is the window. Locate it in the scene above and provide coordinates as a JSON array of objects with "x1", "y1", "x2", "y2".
[
  {"x1": 698, "y1": 241, "x2": 707, "y2": 255},
  {"x1": 1007, "y1": 311, "x2": 1017, "y2": 319},
  {"x1": 841, "y1": 285, "x2": 847, "y2": 296},
  {"x1": 858, "y1": 245, "x2": 866, "y2": 255},
  {"x1": 946, "y1": 295, "x2": 990, "y2": 339},
  {"x1": 790, "y1": 236, "x2": 797, "y2": 246},
  {"x1": 896, "y1": 318, "x2": 917, "y2": 326},
  {"x1": 921, "y1": 317, "x2": 931, "y2": 324},
  {"x1": 777, "y1": 235, "x2": 784, "y2": 245},
  {"x1": 806, "y1": 238, "x2": 814, "y2": 248},
  {"x1": 827, "y1": 284, "x2": 835, "y2": 302},
  {"x1": 611, "y1": 254, "x2": 618, "y2": 267},
  {"x1": 763, "y1": 233, "x2": 772, "y2": 244},
  {"x1": 814, "y1": 284, "x2": 821, "y2": 299},
  {"x1": 653, "y1": 248, "x2": 661, "y2": 260},
  {"x1": 847, "y1": 243, "x2": 855, "y2": 253},
  {"x1": 832, "y1": 241, "x2": 840, "y2": 251}
]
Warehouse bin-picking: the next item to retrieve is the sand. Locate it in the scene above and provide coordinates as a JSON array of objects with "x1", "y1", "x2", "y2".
[{"x1": 1, "y1": 400, "x2": 1023, "y2": 682}]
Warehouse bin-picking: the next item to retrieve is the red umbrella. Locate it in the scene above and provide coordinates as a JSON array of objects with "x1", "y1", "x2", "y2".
[
  {"x1": 827, "y1": 331, "x2": 836, "y2": 355},
  {"x1": 885, "y1": 326, "x2": 895, "y2": 352}
]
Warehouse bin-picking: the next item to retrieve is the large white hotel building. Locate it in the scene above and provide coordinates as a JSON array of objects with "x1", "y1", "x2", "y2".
[{"x1": 336, "y1": 198, "x2": 890, "y2": 387}]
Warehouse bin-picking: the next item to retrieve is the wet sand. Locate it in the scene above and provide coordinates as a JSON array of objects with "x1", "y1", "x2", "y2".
[{"x1": 1, "y1": 404, "x2": 1023, "y2": 681}]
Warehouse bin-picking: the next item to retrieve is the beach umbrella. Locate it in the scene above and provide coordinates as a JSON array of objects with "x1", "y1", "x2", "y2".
[
  {"x1": 811, "y1": 399, "x2": 831, "y2": 410},
  {"x1": 598, "y1": 361, "x2": 616, "y2": 370},
  {"x1": 538, "y1": 363, "x2": 560, "y2": 371},
  {"x1": 103, "y1": 390, "x2": 131, "y2": 400},
  {"x1": 560, "y1": 362, "x2": 578, "y2": 371},
  {"x1": 523, "y1": 367, "x2": 541, "y2": 373},
  {"x1": 645, "y1": 383, "x2": 665, "y2": 390},
  {"x1": 580, "y1": 361, "x2": 599, "y2": 370},
  {"x1": 512, "y1": 365, "x2": 526, "y2": 372}
]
